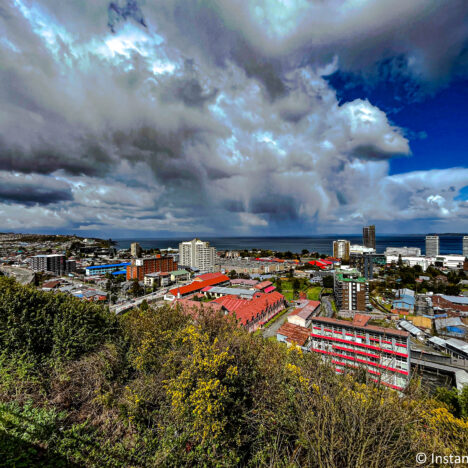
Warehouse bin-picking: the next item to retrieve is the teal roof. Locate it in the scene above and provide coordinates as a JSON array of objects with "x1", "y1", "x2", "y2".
[{"x1": 171, "y1": 269, "x2": 189, "y2": 276}]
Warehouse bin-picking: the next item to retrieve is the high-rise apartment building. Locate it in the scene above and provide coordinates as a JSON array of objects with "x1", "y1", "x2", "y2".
[
  {"x1": 126, "y1": 256, "x2": 178, "y2": 281},
  {"x1": 30, "y1": 254, "x2": 66, "y2": 275},
  {"x1": 334, "y1": 268, "x2": 369, "y2": 311},
  {"x1": 130, "y1": 242, "x2": 142, "y2": 258},
  {"x1": 179, "y1": 238, "x2": 216, "y2": 273},
  {"x1": 333, "y1": 240, "x2": 350, "y2": 261},
  {"x1": 463, "y1": 236, "x2": 468, "y2": 257},
  {"x1": 362, "y1": 225, "x2": 376, "y2": 250},
  {"x1": 425, "y1": 235, "x2": 439, "y2": 257}
]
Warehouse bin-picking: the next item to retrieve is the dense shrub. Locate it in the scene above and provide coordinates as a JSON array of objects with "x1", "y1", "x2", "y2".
[{"x1": 0, "y1": 278, "x2": 467, "y2": 466}]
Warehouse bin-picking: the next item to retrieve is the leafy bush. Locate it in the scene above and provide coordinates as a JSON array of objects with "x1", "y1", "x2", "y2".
[{"x1": 0, "y1": 278, "x2": 467, "y2": 467}]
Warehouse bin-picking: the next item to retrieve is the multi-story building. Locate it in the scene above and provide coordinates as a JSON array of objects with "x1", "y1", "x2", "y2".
[
  {"x1": 126, "y1": 256, "x2": 178, "y2": 281},
  {"x1": 463, "y1": 236, "x2": 468, "y2": 257},
  {"x1": 179, "y1": 238, "x2": 216, "y2": 273},
  {"x1": 334, "y1": 268, "x2": 368, "y2": 311},
  {"x1": 425, "y1": 235, "x2": 439, "y2": 257},
  {"x1": 384, "y1": 247, "x2": 421, "y2": 257},
  {"x1": 31, "y1": 254, "x2": 66, "y2": 275},
  {"x1": 65, "y1": 260, "x2": 77, "y2": 274},
  {"x1": 309, "y1": 314, "x2": 411, "y2": 391},
  {"x1": 363, "y1": 225, "x2": 376, "y2": 250},
  {"x1": 130, "y1": 242, "x2": 142, "y2": 258},
  {"x1": 85, "y1": 262, "x2": 131, "y2": 276},
  {"x1": 385, "y1": 254, "x2": 433, "y2": 271},
  {"x1": 350, "y1": 244, "x2": 375, "y2": 254},
  {"x1": 349, "y1": 253, "x2": 386, "y2": 279},
  {"x1": 333, "y1": 240, "x2": 350, "y2": 261}
]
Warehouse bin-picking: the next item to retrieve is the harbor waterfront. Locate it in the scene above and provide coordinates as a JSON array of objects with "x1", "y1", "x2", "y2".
[{"x1": 115, "y1": 235, "x2": 465, "y2": 255}]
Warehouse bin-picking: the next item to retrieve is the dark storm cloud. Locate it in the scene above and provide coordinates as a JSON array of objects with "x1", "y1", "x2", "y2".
[
  {"x1": 108, "y1": 0, "x2": 147, "y2": 33},
  {"x1": 0, "y1": 173, "x2": 73, "y2": 206},
  {"x1": 1, "y1": 0, "x2": 467, "y2": 234}
]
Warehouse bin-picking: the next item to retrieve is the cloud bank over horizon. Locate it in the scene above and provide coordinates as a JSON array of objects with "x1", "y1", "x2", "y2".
[{"x1": 1, "y1": 0, "x2": 467, "y2": 236}]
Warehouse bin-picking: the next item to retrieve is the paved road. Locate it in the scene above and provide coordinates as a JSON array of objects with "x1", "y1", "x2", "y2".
[
  {"x1": 110, "y1": 289, "x2": 167, "y2": 314},
  {"x1": 321, "y1": 296, "x2": 334, "y2": 317},
  {"x1": 262, "y1": 307, "x2": 295, "y2": 339}
]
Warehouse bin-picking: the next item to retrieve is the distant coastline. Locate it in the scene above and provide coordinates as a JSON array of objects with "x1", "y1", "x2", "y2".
[{"x1": 113, "y1": 235, "x2": 466, "y2": 256}]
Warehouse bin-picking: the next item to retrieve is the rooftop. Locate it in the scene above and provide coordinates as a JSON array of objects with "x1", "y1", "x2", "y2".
[
  {"x1": 277, "y1": 322, "x2": 310, "y2": 346},
  {"x1": 86, "y1": 262, "x2": 130, "y2": 270},
  {"x1": 311, "y1": 316, "x2": 409, "y2": 338}
]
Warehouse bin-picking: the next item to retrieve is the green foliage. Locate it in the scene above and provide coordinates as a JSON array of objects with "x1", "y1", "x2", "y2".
[
  {"x1": 322, "y1": 275, "x2": 334, "y2": 288},
  {"x1": 1, "y1": 278, "x2": 468, "y2": 467},
  {"x1": 0, "y1": 277, "x2": 119, "y2": 365}
]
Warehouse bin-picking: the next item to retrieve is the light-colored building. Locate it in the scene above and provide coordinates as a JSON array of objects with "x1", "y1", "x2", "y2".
[
  {"x1": 385, "y1": 254, "x2": 433, "y2": 271},
  {"x1": 130, "y1": 242, "x2": 142, "y2": 258},
  {"x1": 333, "y1": 239, "x2": 350, "y2": 261},
  {"x1": 384, "y1": 246, "x2": 421, "y2": 257},
  {"x1": 179, "y1": 238, "x2": 216, "y2": 273},
  {"x1": 170, "y1": 269, "x2": 190, "y2": 283},
  {"x1": 435, "y1": 255, "x2": 466, "y2": 269},
  {"x1": 425, "y1": 235, "x2": 439, "y2": 257},
  {"x1": 333, "y1": 268, "x2": 369, "y2": 311},
  {"x1": 463, "y1": 236, "x2": 468, "y2": 257},
  {"x1": 350, "y1": 244, "x2": 375, "y2": 254}
]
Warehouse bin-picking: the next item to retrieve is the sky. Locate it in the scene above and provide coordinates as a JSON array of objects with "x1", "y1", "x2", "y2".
[{"x1": 0, "y1": 0, "x2": 467, "y2": 237}]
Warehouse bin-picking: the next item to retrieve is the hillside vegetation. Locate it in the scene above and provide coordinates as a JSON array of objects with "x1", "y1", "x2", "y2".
[{"x1": 0, "y1": 276, "x2": 467, "y2": 467}]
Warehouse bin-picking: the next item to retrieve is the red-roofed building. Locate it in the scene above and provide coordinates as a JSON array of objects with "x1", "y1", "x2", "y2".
[
  {"x1": 308, "y1": 260, "x2": 329, "y2": 270},
  {"x1": 194, "y1": 272, "x2": 226, "y2": 282},
  {"x1": 277, "y1": 322, "x2": 311, "y2": 348},
  {"x1": 288, "y1": 300, "x2": 320, "y2": 327},
  {"x1": 255, "y1": 280, "x2": 273, "y2": 291},
  {"x1": 173, "y1": 298, "x2": 226, "y2": 319},
  {"x1": 213, "y1": 295, "x2": 250, "y2": 313},
  {"x1": 309, "y1": 315, "x2": 411, "y2": 391},
  {"x1": 232, "y1": 291, "x2": 285, "y2": 333},
  {"x1": 166, "y1": 274, "x2": 230, "y2": 300}
]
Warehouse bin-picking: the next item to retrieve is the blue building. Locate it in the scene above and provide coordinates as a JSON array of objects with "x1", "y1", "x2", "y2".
[{"x1": 85, "y1": 263, "x2": 130, "y2": 276}]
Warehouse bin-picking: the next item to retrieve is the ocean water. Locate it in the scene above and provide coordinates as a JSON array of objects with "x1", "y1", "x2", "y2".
[{"x1": 114, "y1": 235, "x2": 465, "y2": 256}]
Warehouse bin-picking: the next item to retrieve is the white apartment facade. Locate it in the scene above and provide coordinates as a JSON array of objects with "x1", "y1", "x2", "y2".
[
  {"x1": 179, "y1": 238, "x2": 216, "y2": 273},
  {"x1": 425, "y1": 235, "x2": 439, "y2": 257}
]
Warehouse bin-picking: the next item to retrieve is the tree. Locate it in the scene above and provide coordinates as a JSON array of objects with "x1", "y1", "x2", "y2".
[
  {"x1": 323, "y1": 275, "x2": 334, "y2": 289},
  {"x1": 276, "y1": 278, "x2": 282, "y2": 293},
  {"x1": 130, "y1": 279, "x2": 143, "y2": 298},
  {"x1": 140, "y1": 299, "x2": 149, "y2": 311},
  {"x1": 301, "y1": 249, "x2": 309, "y2": 256}
]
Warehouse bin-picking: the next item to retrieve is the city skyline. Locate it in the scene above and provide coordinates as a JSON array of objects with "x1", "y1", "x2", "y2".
[{"x1": 1, "y1": 1, "x2": 468, "y2": 236}]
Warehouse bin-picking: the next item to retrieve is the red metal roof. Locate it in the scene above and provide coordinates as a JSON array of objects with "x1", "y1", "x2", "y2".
[
  {"x1": 213, "y1": 295, "x2": 249, "y2": 312},
  {"x1": 194, "y1": 272, "x2": 226, "y2": 282},
  {"x1": 169, "y1": 274, "x2": 229, "y2": 297},
  {"x1": 277, "y1": 322, "x2": 310, "y2": 346},
  {"x1": 233, "y1": 291, "x2": 285, "y2": 326},
  {"x1": 264, "y1": 285, "x2": 276, "y2": 293}
]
